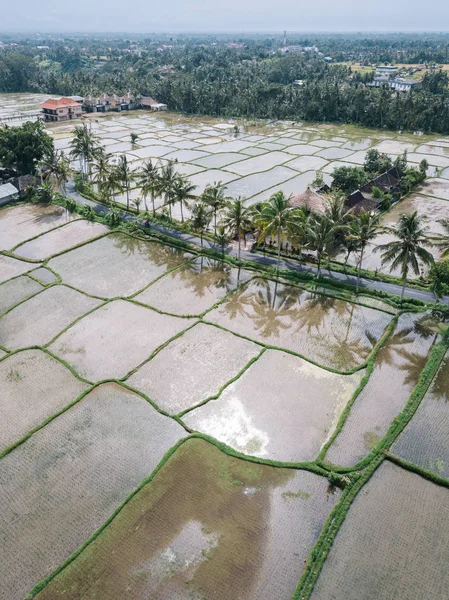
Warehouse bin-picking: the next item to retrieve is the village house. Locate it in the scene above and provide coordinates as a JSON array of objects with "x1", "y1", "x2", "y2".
[
  {"x1": 40, "y1": 97, "x2": 83, "y2": 122},
  {"x1": 140, "y1": 97, "x2": 168, "y2": 111},
  {"x1": 83, "y1": 92, "x2": 137, "y2": 113},
  {"x1": 0, "y1": 182, "x2": 19, "y2": 206},
  {"x1": 289, "y1": 187, "x2": 327, "y2": 214}
]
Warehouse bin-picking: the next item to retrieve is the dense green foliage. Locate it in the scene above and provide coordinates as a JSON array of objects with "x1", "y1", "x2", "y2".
[
  {"x1": 0, "y1": 121, "x2": 53, "y2": 174},
  {"x1": 2, "y1": 33, "x2": 449, "y2": 132}
]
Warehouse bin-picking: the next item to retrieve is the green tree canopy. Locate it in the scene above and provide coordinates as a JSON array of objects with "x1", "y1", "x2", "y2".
[{"x1": 0, "y1": 121, "x2": 53, "y2": 175}]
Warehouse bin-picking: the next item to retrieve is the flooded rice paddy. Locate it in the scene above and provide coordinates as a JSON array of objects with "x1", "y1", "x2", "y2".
[
  {"x1": 127, "y1": 323, "x2": 260, "y2": 414},
  {"x1": 135, "y1": 257, "x2": 253, "y2": 316},
  {"x1": 0, "y1": 383, "x2": 185, "y2": 600},
  {"x1": 1, "y1": 110, "x2": 449, "y2": 599},
  {"x1": 391, "y1": 351, "x2": 449, "y2": 478},
  {"x1": 310, "y1": 461, "x2": 449, "y2": 600},
  {"x1": 205, "y1": 278, "x2": 392, "y2": 371},
  {"x1": 325, "y1": 312, "x2": 438, "y2": 467},
  {"x1": 34, "y1": 439, "x2": 340, "y2": 600},
  {"x1": 184, "y1": 349, "x2": 363, "y2": 462}
]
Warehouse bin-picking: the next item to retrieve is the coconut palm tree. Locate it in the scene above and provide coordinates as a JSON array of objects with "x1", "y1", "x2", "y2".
[
  {"x1": 306, "y1": 213, "x2": 340, "y2": 279},
  {"x1": 69, "y1": 123, "x2": 101, "y2": 181},
  {"x1": 216, "y1": 225, "x2": 230, "y2": 260},
  {"x1": 138, "y1": 159, "x2": 160, "y2": 215},
  {"x1": 173, "y1": 176, "x2": 197, "y2": 223},
  {"x1": 114, "y1": 154, "x2": 134, "y2": 211},
  {"x1": 202, "y1": 181, "x2": 229, "y2": 235},
  {"x1": 221, "y1": 197, "x2": 252, "y2": 260},
  {"x1": 347, "y1": 210, "x2": 382, "y2": 293},
  {"x1": 434, "y1": 219, "x2": 449, "y2": 258},
  {"x1": 91, "y1": 151, "x2": 112, "y2": 199},
  {"x1": 39, "y1": 149, "x2": 71, "y2": 194},
  {"x1": 253, "y1": 191, "x2": 300, "y2": 273},
  {"x1": 375, "y1": 211, "x2": 434, "y2": 301},
  {"x1": 158, "y1": 160, "x2": 178, "y2": 218},
  {"x1": 190, "y1": 202, "x2": 213, "y2": 246}
]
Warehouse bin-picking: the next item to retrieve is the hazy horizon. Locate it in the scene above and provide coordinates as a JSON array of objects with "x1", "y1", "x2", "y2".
[{"x1": 1, "y1": 0, "x2": 449, "y2": 35}]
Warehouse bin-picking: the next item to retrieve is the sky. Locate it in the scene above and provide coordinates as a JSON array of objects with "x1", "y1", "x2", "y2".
[{"x1": 2, "y1": 0, "x2": 449, "y2": 33}]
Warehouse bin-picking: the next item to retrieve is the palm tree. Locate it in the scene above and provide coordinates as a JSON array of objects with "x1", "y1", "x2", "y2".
[
  {"x1": 376, "y1": 211, "x2": 434, "y2": 301},
  {"x1": 347, "y1": 210, "x2": 382, "y2": 293},
  {"x1": 114, "y1": 154, "x2": 134, "y2": 211},
  {"x1": 173, "y1": 176, "x2": 197, "y2": 223},
  {"x1": 306, "y1": 213, "x2": 339, "y2": 279},
  {"x1": 254, "y1": 191, "x2": 299, "y2": 273},
  {"x1": 202, "y1": 182, "x2": 229, "y2": 235},
  {"x1": 216, "y1": 226, "x2": 230, "y2": 260},
  {"x1": 138, "y1": 159, "x2": 160, "y2": 215},
  {"x1": 190, "y1": 202, "x2": 212, "y2": 246},
  {"x1": 69, "y1": 123, "x2": 101, "y2": 181},
  {"x1": 158, "y1": 160, "x2": 178, "y2": 219},
  {"x1": 221, "y1": 197, "x2": 252, "y2": 260},
  {"x1": 92, "y1": 152, "x2": 112, "y2": 199},
  {"x1": 434, "y1": 219, "x2": 449, "y2": 258}
]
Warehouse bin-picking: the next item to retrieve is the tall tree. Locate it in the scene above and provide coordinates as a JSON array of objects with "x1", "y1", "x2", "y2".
[
  {"x1": 347, "y1": 210, "x2": 382, "y2": 292},
  {"x1": 69, "y1": 123, "x2": 101, "y2": 182},
  {"x1": 202, "y1": 181, "x2": 229, "y2": 235},
  {"x1": 138, "y1": 159, "x2": 160, "y2": 215},
  {"x1": 190, "y1": 202, "x2": 212, "y2": 246},
  {"x1": 0, "y1": 121, "x2": 53, "y2": 175},
  {"x1": 376, "y1": 211, "x2": 434, "y2": 301},
  {"x1": 254, "y1": 191, "x2": 299, "y2": 273},
  {"x1": 113, "y1": 154, "x2": 134, "y2": 211},
  {"x1": 158, "y1": 161, "x2": 178, "y2": 218},
  {"x1": 173, "y1": 176, "x2": 197, "y2": 223},
  {"x1": 221, "y1": 197, "x2": 252, "y2": 259},
  {"x1": 306, "y1": 213, "x2": 339, "y2": 279}
]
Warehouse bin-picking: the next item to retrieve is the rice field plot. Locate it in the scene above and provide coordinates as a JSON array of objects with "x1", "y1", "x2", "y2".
[
  {"x1": 223, "y1": 151, "x2": 294, "y2": 176},
  {"x1": 127, "y1": 322, "x2": 259, "y2": 414},
  {"x1": 326, "y1": 312, "x2": 438, "y2": 467},
  {"x1": 0, "y1": 254, "x2": 37, "y2": 283},
  {"x1": 13, "y1": 220, "x2": 109, "y2": 261},
  {"x1": 0, "y1": 276, "x2": 43, "y2": 314},
  {"x1": 0, "y1": 383, "x2": 185, "y2": 600},
  {"x1": 391, "y1": 351, "x2": 449, "y2": 479},
  {"x1": 419, "y1": 177, "x2": 449, "y2": 201},
  {"x1": 135, "y1": 257, "x2": 252, "y2": 316},
  {"x1": 187, "y1": 168, "x2": 238, "y2": 193},
  {"x1": 48, "y1": 233, "x2": 192, "y2": 298},
  {"x1": 34, "y1": 438, "x2": 340, "y2": 600},
  {"x1": 192, "y1": 152, "x2": 247, "y2": 169},
  {"x1": 184, "y1": 349, "x2": 363, "y2": 462},
  {"x1": 49, "y1": 300, "x2": 194, "y2": 381},
  {"x1": 0, "y1": 203, "x2": 77, "y2": 251},
  {"x1": 247, "y1": 171, "x2": 330, "y2": 205},
  {"x1": 0, "y1": 349, "x2": 87, "y2": 451},
  {"x1": 205, "y1": 278, "x2": 391, "y2": 371},
  {"x1": 310, "y1": 461, "x2": 449, "y2": 600},
  {"x1": 29, "y1": 267, "x2": 59, "y2": 284},
  {"x1": 0, "y1": 285, "x2": 100, "y2": 350},
  {"x1": 225, "y1": 166, "x2": 298, "y2": 199},
  {"x1": 408, "y1": 153, "x2": 449, "y2": 168}
]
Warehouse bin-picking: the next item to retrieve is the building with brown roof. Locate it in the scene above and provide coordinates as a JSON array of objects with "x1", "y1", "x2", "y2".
[
  {"x1": 40, "y1": 97, "x2": 82, "y2": 122},
  {"x1": 289, "y1": 187, "x2": 327, "y2": 214},
  {"x1": 140, "y1": 97, "x2": 168, "y2": 111}
]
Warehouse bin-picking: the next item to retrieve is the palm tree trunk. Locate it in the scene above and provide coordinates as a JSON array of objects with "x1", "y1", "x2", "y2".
[
  {"x1": 276, "y1": 227, "x2": 282, "y2": 274},
  {"x1": 316, "y1": 252, "x2": 321, "y2": 280},
  {"x1": 237, "y1": 226, "x2": 241, "y2": 259},
  {"x1": 152, "y1": 195, "x2": 155, "y2": 217},
  {"x1": 214, "y1": 209, "x2": 217, "y2": 236},
  {"x1": 401, "y1": 281, "x2": 406, "y2": 302},
  {"x1": 180, "y1": 201, "x2": 184, "y2": 223},
  {"x1": 356, "y1": 247, "x2": 364, "y2": 294}
]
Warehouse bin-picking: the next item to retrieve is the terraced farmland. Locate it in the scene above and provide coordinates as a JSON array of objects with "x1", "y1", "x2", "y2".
[{"x1": 1, "y1": 110, "x2": 449, "y2": 599}]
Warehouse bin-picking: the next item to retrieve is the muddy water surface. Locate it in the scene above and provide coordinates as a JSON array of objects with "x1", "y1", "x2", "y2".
[{"x1": 35, "y1": 439, "x2": 340, "y2": 600}]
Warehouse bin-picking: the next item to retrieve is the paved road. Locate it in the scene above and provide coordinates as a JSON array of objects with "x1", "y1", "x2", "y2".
[{"x1": 66, "y1": 181, "x2": 446, "y2": 305}]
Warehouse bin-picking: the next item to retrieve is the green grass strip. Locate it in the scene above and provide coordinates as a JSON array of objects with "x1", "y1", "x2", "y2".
[
  {"x1": 321, "y1": 333, "x2": 449, "y2": 473},
  {"x1": 385, "y1": 452, "x2": 449, "y2": 490},
  {"x1": 291, "y1": 455, "x2": 384, "y2": 600},
  {"x1": 316, "y1": 314, "x2": 400, "y2": 462}
]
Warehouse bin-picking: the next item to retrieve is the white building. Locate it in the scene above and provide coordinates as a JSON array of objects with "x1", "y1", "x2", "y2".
[{"x1": 0, "y1": 182, "x2": 19, "y2": 206}]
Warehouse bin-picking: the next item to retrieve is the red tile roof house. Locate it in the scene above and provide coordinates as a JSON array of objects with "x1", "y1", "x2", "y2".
[{"x1": 40, "y1": 97, "x2": 83, "y2": 122}]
